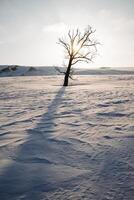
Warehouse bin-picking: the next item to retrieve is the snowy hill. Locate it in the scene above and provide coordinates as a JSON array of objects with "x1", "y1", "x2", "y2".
[
  {"x1": 0, "y1": 65, "x2": 134, "y2": 77},
  {"x1": 0, "y1": 65, "x2": 59, "y2": 77}
]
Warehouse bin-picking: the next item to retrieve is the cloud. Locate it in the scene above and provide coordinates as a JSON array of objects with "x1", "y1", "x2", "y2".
[
  {"x1": 43, "y1": 22, "x2": 89, "y2": 37},
  {"x1": 43, "y1": 22, "x2": 68, "y2": 34},
  {"x1": 0, "y1": 41, "x2": 5, "y2": 45}
]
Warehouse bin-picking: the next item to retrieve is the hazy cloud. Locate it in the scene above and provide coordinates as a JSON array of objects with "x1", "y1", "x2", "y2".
[{"x1": 43, "y1": 22, "x2": 67, "y2": 34}]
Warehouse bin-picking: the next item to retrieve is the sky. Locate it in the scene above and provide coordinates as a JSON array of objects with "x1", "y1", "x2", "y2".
[{"x1": 0, "y1": 0, "x2": 134, "y2": 67}]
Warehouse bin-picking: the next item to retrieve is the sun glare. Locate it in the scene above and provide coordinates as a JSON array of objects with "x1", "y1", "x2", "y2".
[{"x1": 73, "y1": 41, "x2": 81, "y2": 54}]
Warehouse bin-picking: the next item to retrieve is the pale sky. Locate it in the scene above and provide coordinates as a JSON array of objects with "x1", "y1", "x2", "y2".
[{"x1": 0, "y1": 0, "x2": 134, "y2": 67}]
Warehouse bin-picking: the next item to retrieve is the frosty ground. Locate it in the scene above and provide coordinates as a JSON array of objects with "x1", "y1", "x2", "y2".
[{"x1": 0, "y1": 75, "x2": 134, "y2": 200}]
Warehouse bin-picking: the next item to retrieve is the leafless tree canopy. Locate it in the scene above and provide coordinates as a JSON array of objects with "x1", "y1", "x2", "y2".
[
  {"x1": 59, "y1": 26, "x2": 98, "y2": 64},
  {"x1": 58, "y1": 25, "x2": 99, "y2": 86}
]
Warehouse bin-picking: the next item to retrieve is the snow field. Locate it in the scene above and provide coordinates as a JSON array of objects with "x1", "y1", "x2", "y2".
[{"x1": 0, "y1": 75, "x2": 134, "y2": 200}]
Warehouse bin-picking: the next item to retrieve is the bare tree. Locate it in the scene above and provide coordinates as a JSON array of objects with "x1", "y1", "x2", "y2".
[{"x1": 58, "y1": 25, "x2": 99, "y2": 86}]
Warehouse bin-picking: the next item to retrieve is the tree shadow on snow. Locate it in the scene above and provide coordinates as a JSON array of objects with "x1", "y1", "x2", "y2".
[{"x1": 0, "y1": 87, "x2": 67, "y2": 200}]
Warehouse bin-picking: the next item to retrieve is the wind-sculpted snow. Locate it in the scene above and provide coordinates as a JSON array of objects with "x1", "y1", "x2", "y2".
[{"x1": 0, "y1": 75, "x2": 134, "y2": 200}]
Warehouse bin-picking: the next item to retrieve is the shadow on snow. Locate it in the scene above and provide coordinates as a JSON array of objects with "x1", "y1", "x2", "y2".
[{"x1": 0, "y1": 87, "x2": 67, "y2": 200}]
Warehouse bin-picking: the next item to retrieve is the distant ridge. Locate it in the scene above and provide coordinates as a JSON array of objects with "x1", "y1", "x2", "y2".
[{"x1": 0, "y1": 65, "x2": 134, "y2": 77}]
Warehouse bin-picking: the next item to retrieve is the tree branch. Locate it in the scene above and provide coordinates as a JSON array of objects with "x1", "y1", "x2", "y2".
[{"x1": 55, "y1": 67, "x2": 66, "y2": 75}]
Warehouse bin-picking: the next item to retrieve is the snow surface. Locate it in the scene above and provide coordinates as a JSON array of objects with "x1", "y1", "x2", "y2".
[{"x1": 0, "y1": 75, "x2": 134, "y2": 200}]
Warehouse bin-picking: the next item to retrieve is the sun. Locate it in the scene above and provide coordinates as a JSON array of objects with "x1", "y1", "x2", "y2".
[{"x1": 73, "y1": 41, "x2": 81, "y2": 54}]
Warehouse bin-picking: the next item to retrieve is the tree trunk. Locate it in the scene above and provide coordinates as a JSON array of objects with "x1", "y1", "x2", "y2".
[{"x1": 63, "y1": 58, "x2": 72, "y2": 86}]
